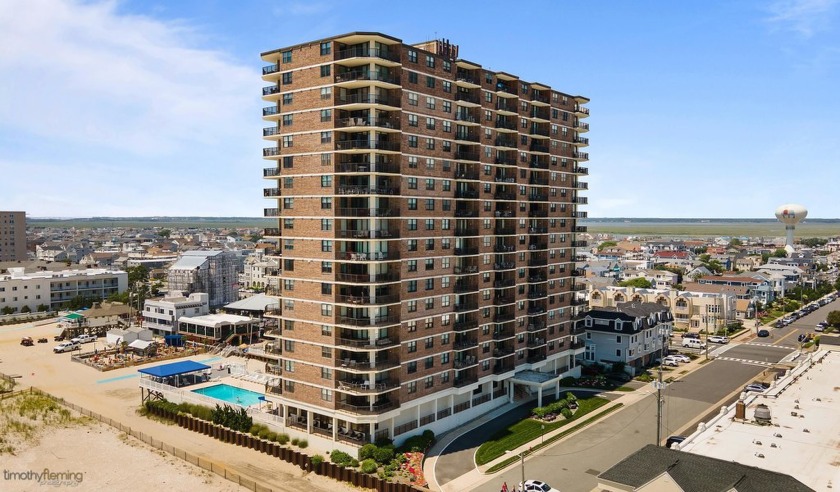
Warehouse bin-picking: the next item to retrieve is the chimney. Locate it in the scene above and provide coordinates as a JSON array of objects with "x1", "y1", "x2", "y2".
[{"x1": 735, "y1": 400, "x2": 746, "y2": 420}]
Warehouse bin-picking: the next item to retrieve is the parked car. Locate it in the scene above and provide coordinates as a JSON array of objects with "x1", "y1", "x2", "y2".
[
  {"x1": 757, "y1": 329, "x2": 770, "y2": 338},
  {"x1": 670, "y1": 354, "x2": 691, "y2": 363},
  {"x1": 71, "y1": 334, "x2": 96, "y2": 344},
  {"x1": 655, "y1": 355, "x2": 680, "y2": 367},
  {"x1": 666, "y1": 435, "x2": 686, "y2": 449},
  {"x1": 815, "y1": 324, "x2": 825, "y2": 332},
  {"x1": 773, "y1": 321, "x2": 785, "y2": 328},
  {"x1": 744, "y1": 384, "x2": 766, "y2": 393},
  {"x1": 681, "y1": 332, "x2": 701, "y2": 339},
  {"x1": 53, "y1": 341, "x2": 80, "y2": 353},
  {"x1": 20, "y1": 337, "x2": 34, "y2": 346},
  {"x1": 708, "y1": 335, "x2": 729, "y2": 344},
  {"x1": 520, "y1": 479, "x2": 560, "y2": 492}
]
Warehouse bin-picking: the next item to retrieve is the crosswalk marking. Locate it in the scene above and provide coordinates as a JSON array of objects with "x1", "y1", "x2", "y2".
[
  {"x1": 715, "y1": 356, "x2": 776, "y2": 366},
  {"x1": 743, "y1": 342, "x2": 796, "y2": 349}
]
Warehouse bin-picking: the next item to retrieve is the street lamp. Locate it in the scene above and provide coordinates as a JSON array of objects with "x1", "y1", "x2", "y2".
[{"x1": 506, "y1": 449, "x2": 526, "y2": 489}]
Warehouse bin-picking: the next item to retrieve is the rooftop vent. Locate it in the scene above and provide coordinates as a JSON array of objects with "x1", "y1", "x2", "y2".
[{"x1": 754, "y1": 403, "x2": 771, "y2": 423}]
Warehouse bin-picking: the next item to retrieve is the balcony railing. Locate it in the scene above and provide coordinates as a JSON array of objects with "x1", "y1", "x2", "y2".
[
  {"x1": 335, "y1": 140, "x2": 400, "y2": 151},
  {"x1": 263, "y1": 127, "x2": 279, "y2": 137},
  {"x1": 336, "y1": 185, "x2": 400, "y2": 195},
  {"x1": 263, "y1": 188, "x2": 281, "y2": 197},
  {"x1": 495, "y1": 138, "x2": 517, "y2": 148},
  {"x1": 336, "y1": 251, "x2": 399, "y2": 261},
  {"x1": 454, "y1": 189, "x2": 478, "y2": 199},
  {"x1": 336, "y1": 117, "x2": 400, "y2": 130},
  {"x1": 264, "y1": 208, "x2": 280, "y2": 217},
  {"x1": 335, "y1": 47, "x2": 399, "y2": 62},
  {"x1": 455, "y1": 72, "x2": 479, "y2": 85},
  {"x1": 530, "y1": 143, "x2": 549, "y2": 153},
  {"x1": 494, "y1": 157, "x2": 516, "y2": 166},
  {"x1": 495, "y1": 119, "x2": 517, "y2": 130},
  {"x1": 262, "y1": 85, "x2": 280, "y2": 96},
  {"x1": 454, "y1": 228, "x2": 479, "y2": 237},
  {"x1": 455, "y1": 92, "x2": 479, "y2": 104},
  {"x1": 335, "y1": 271, "x2": 399, "y2": 283},
  {"x1": 453, "y1": 319, "x2": 478, "y2": 331},
  {"x1": 337, "y1": 358, "x2": 399, "y2": 370},
  {"x1": 455, "y1": 132, "x2": 479, "y2": 143},
  {"x1": 263, "y1": 147, "x2": 281, "y2": 157},
  {"x1": 454, "y1": 151, "x2": 480, "y2": 161},
  {"x1": 335, "y1": 207, "x2": 398, "y2": 217},
  {"x1": 336, "y1": 229, "x2": 399, "y2": 239},
  {"x1": 335, "y1": 70, "x2": 399, "y2": 84},
  {"x1": 337, "y1": 94, "x2": 400, "y2": 106},
  {"x1": 336, "y1": 315, "x2": 399, "y2": 328},
  {"x1": 263, "y1": 227, "x2": 281, "y2": 236},
  {"x1": 263, "y1": 167, "x2": 280, "y2": 177},
  {"x1": 337, "y1": 400, "x2": 396, "y2": 415},
  {"x1": 262, "y1": 106, "x2": 279, "y2": 116},
  {"x1": 454, "y1": 169, "x2": 479, "y2": 180},
  {"x1": 262, "y1": 64, "x2": 279, "y2": 75}
]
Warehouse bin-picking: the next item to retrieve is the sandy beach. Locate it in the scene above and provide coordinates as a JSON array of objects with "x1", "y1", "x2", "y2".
[{"x1": 0, "y1": 319, "x2": 370, "y2": 492}]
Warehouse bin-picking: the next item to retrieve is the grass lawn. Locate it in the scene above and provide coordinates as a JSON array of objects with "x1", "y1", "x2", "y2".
[
  {"x1": 615, "y1": 386, "x2": 636, "y2": 392},
  {"x1": 475, "y1": 396, "x2": 609, "y2": 466}
]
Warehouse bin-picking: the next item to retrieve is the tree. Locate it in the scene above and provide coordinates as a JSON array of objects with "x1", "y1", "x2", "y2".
[
  {"x1": 761, "y1": 253, "x2": 770, "y2": 263},
  {"x1": 1, "y1": 306, "x2": 15, "y2": 315},
  {"x1": 20, "y1": 305, "x2": 31, "y2": 313},
  {"x1": 618, "y1": 278, "x2": 652, "y2": 289},
  {"x1": 772, "y1": 248, "x2": 787, "y2": 258},
  {"x1": 126, "y1": 265, "x2": 149, "y2": 286},
  {"x1": 36, "y1": 304, "x2": 49, "y2": 312},
  {"x1": 249, "y1": 233, "x2": 263, "y2": 243},
  {"x1": 801, "y1": 238, "x2": 827, "y2": 248},
  {"x1": 157, "y1": 229, "x2": 171, "y2": 238},
  {"x1": 826, "y1": 310, "x2": 840, "y2": 327},
  {"x1": 728, "y1": 238, "x2": 742, "y2": 248}
]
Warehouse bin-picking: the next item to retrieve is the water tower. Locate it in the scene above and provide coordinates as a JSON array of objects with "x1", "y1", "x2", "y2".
[{"x1": 774, "y1": 204, "x2": 807, "y2": 252}]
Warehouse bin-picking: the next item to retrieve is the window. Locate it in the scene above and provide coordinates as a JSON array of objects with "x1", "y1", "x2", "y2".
[
  {"x1": 443, "y1": 60, "x2": 451, "y2": 71},
  {"x1": 321, "y1": 240, "x2": 332, "y2": 252},
  {"x1": 408, "y1": 340, "x2": 417, "y2": 352},
  {"x1": 321, "y1": 304, "x2": 332, "y2": 316},
  {"x1": 408, "y1": 135, "x2": 418, "y2": 148},
  {"x1": 284, "y1": 340, "x2": 295, "y2": 352},
  {"x1": 426, "y1": 96, "x2": 436, "y2": 109},
  {"x1": 407, "y1": 92, "x2": 418, "y2": 106},
  {"x1": 282, "y1": 93, "x2": 293, "y2": 105},
  {"x1": 425, "y1": 219, "x2": 434, "y2": 230},
  {"x1": 442, "y1": 100, "x2": 451, "y2": 113},
  {"x1": 425, "y1": 298, "x2": 434, "y2": 310},
  {"x1": 426, "y1": 117, "x2": 436, "y2": 130},
  {"x1": 426, "y1": 138, "x2": 435, "y2": 150},
  {"x1": 320, "y1": 109, "x2": 332, "y2": 122},
  {"x1": 283, "y1": 259, "x2": 294, "y2": 271},
  {"x1": 425, "y1": 179, "x2": 435, "y2": 190},
  {"x1": 407, "y1": 320, "x2": 417, "y2": 332},
  {"x1": 284, "y1": 360, "x2": 295, "y2": 372},
  {"x1": 408, "y1": 50, "x2": 418, "y2": 63},
  {"x1": 282, "y1": 50, "x2": 292, "y2": 63},
  {"x1": 321, "y1": 367, "x2": 332, "y2": 379},
  {"x1": 407, "y1": 198, "x2": 417, "y2": 210},
  {"x1": 320, "y1": 175, "x2": 332, "y2": 187},
  {"x1": 426, "y1": 76, "x2": 435, "y2": 88},
  {"x1": 284, "y1": 380, "x2": 295, "y2": 392},
  {"x1": 320, "y1": 218, "x2": 332, "y2": 230},
  {"x1": 321, "y1": 325, "x2": 332, "y2": 336},
  {"x1": 320, "y1": 65, "x2": 331, "y2": 77},
  {"x1": 408, "y1": 156, "x2": 418, "y2": 168},
  {"x1": 283, "y1": 218, "x2": 294, "y2": 229},
  {"x1": 408, "y1": 114, "x2": 418, "y2": 127},
  {"x1": 425, "y1": 54, "x2": 435, "y2": 68},
  {"x1": 321, "y1": 283, "x2": 331, "y2": 294},
  {"x1": 425, "y1": 199, "x2": 435, "y2": 211},
  {"x1": 321, "y1": 389, "x2": 332, "y2": 402},
  {"x1": 407, "y1": 177, "x2": 418, "y2": 189},
  {"x1": 425, "y1": 376, "x2": 434, "y2": 388},
  {"x1": 321, "y1": 131, "x2": 332, "y2": 143},
  {"x1": 441, "y1": 372, "x2": 450, "y2": 384},
  {"x1": 283, "y1": 197, "x2": 293, "y2": 209},
  {"x1": 442, "y1": 81, "x2": 451, "y2": 93},
  {"x1": 282, "y1": 135, "x2": 293, "y2": 148},
  {"x1": 407, "y1": 280, "x2": 417, "y2": 292},
  {"x1": 407, "y1": 260, "x2": 417, "y2": 271},
  {"x1": 441, "y1": 333, "x2": 450, "y2": 346},
  {"x1": 283, "y1": 177, "x2": 293, "y2": 188},
  {"x1": 281, "y1": 72, "x2": 292, "y2": 84},
  {"x1": 284, "y1": 239, "x2": 294, "y2": 250},
  {"x1": 320, "y1": 87, "x2": 331, "y2": 99},
  {"x1": 425, "y1": 278, "x2": 435, "y2": 290},
  {"x1": 407, "y1": 219, "x2": 417, "y2": 231},
  {"x1": 282, "y1": 114, "x2": 293, "y2": 126},
  {"x1": 407, "y1": 240, "x2": 417, "y2": 252},
  {"x1": 321, "y1": 197, "x2": 332, "y2": 209},
  {"x1": 408, "y1": 71, "x2": 418, "y2": 83},
  {"x1": 407, "y1": 381, "x2": 417, "y2": 393},
  {"x1": 442, "y1": 120, "x2": 451, "y2": 132},
  {"x1": 320, "y1": 41, "x2": 331, "y2": 55}
]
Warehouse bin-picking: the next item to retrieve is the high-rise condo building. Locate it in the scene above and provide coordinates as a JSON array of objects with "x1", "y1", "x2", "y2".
[{"x1": 260, "y1": 33, "x2": 590, "y2": 447}]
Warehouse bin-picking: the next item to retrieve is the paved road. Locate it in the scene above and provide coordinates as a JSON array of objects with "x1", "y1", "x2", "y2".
[{"x1": 434, "y1": 390, "x2": 621, "y2": 486}]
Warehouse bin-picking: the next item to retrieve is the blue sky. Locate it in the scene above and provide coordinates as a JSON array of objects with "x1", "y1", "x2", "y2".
[{"x1": 1, "y1": 0, "x2": 838, "y2": 218}]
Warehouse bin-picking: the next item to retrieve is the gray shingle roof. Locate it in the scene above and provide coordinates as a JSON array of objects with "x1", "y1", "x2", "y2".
[{"x1": 598, "y1": 445, "x2": 813, "y2": 492}]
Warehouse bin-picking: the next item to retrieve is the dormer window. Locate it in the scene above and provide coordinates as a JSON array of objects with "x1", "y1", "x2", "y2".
[{"x1": 585, "y1": 316, "x2": 593, "y2": 327}]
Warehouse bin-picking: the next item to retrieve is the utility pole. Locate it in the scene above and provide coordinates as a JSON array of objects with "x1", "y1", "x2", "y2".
[
  {"x1": 655, "y1": 331, "x2": 665, "y2": 446},
  {"x1": 704, "y1": 305, "x2": 709, "y2": 361}
]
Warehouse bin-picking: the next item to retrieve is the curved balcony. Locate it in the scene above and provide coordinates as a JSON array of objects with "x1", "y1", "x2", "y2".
[
  {"x1": 335, "y1": 207, "x2": 399, "y2": 218},
  {"x1": 336, "y1": 250, "x2": 400, "y2": 261},
  {"x1": 336, "y1": 229, "x2": 399, "y2": 239},
  {"x1": 335, "y1": 316, "x2": 400, "y2": 328},
  {"x1": 335, "y1": 271, "x2": 400, "y2": 283},
  {"x1": 335, "y1": 140, "x2": 400, "y2": 152},
  {"x1": 335, "y1": 70, "x2": 400, "y2": 86},
  {"x1": 337, "y1": 93, "x2": 401, "y2": 108},
  {"x1": 263, "y1": 167, "x2": 280, "y2": 178},
  {"x1": 336, "y1": 379, "x2": 400, "y2": 394},
  {"x1": 336, "y1": 117, "x2": 401, "y2": 131},
  {"x1": 263, "y1": 188, "x2": 281, "y2": 197},
  {"x1": 454, "y1": 150, "x2": 480, "y2": 161},
  {"x1": 336, "y1": 185, "x2": 400, "y2": 196},
  {"x1": 335, "y1": 47, "x2": 400, "y2": 63},
  {"x1": 336, "y1": 293, "x2": 400, "y2": 305},
  {"x1": 263, "y1": 227, "x2": 281, "y2": 237},
  {"x1": 337, "y1": 400, "x2": 397, "y2": 415}
]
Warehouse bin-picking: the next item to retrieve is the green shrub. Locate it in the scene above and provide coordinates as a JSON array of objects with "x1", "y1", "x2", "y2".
[
  {"x1": 359, "y1": 443, "x2": 378, "y2": 461},
  {"x1": 330, "y1": 450, "x2": 353, "y2": 466},
  {"x1": 350, "y1": 459, "x2": 359, "y2": 467},
  {"x1": 372, "y1": 446, "x2": 394, "y2": 464},
  {"x1": 291, "y1": 437, "x2": 299, "y2": 446},
  {"x1": 559, "y1": 376, "x2": 577, "y2": 387},
  {"x1": 360, "y1": 459, "x2": 378, "y2": 474},
  {"x1": 250, "y1": 424, "x2": 263, "y2": 436},
  {"x1": 258, "y1": 428, "x2": 271, "y2": 440},
  {"x1": 297, "y1": 439, "x2": 308, "y2": 449},
  {"x1": 396, "y1": 430, "x2": 436, "y2": 453},
  {"x1": 311, "y1": 455, "x2": 324, "y2": 467},
  {"x1": 561, "y1": 407, "x2": 573, "y2": 419},
  {"x1": 276, "y1": 433, "x2": 289, "y2": 445},
  {"x1": 266, "y1": 431, "x2": 278, "y2": 442}
]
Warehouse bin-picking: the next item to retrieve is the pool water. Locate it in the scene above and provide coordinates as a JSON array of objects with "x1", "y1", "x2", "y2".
[{"x1": 192, "y1": 384, "x2": 264, "y2": 407}]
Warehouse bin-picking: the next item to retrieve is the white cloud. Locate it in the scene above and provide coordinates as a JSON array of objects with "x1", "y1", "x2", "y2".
[
  {"x1": 0, "y1": 0, "x2": 265, "y2": 216},
  {"x1": 765, "y1": 0, "x2": 839, "y2": 37},
  {"x1": 0, "y1": 0, "x2": 258, "y2": 154}
]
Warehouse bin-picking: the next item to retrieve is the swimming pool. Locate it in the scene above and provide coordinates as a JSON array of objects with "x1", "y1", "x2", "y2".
[{"x1": 192, "y1": 384, "x2": 263, "y2": 407}]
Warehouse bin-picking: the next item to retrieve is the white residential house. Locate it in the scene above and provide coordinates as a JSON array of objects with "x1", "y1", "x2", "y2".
[
  {"x1": 578, "y1": 302, "x2": 673, "y2": 376},
  {"x1": 141, "y1": 293, "x2": 210, "y2": 336}
]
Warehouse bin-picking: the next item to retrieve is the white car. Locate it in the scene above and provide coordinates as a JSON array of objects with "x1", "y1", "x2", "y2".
[
  {"x1": 53, "y1": 341, "x2": 80, "y2": 353},
  {"x1": 71, "y1": 334, "x2": 96, "y2": 344},
  {"x1": 655, "y1": 355, "x2": 680, "y2": 367},
  {"x1": 520, "y1": 480, "x2": 560, "y2": 492},
  {"x1": 670, "y1": 354, "x2": 691, "y2": 363},
  {"x1": 708, "y1": 335, "x2": 729, "y2": 344},
  {"x1": 744, "y1": 384, "x2": 766, "y2": 393}
]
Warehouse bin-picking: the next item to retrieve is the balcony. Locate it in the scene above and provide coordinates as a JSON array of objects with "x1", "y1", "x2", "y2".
[
  {"x1": 526, "y1": 323, "x2": 546, "y2": 332},
  {"x1": 527, "y1": 338, "x2": 546, "y2": 348},
  {"x1": 263, "y1": 127, "x2": 279, "y2": 137},
  {"x1": 454, "y1": 189, "x2": 479, "y2": 199},
  {"x1": 573, "y1": 151, "x2": 589, "y2": 161},
  {"x1": 263, "y1": 188, "x2": 281, "y2": 197},
  {"x1": 336, "y1": 117, "x2": 400, "y2": 130},
  {"x1": 263, "y1": 208, "x2": 280, "y2": 217},
  {"x1": 455, "y1": 72, "x2": 479, "y2": 85},
  {"x1": 337, "y1": 93, "x2": 400, "y2": 107},
  {"x1": 453, "y1": 319, "x2": 478, "y2": 331},
  {"x1": 262, "y1": 85, "x2": 280, "y2": 96},
  {"x1": 455, "y1": 91, "x2": 480, "y2": 104},
  {"x1": 495, "y1": 119, "x2": 517, "y2": 131},
  {"x1": 336, "y1": 250, "x2": 399, "y2": 261},
  {"x1": 574, "y1": 105, "x2": 590, "y2": 116},
  {"x1": 336, "y1": 379, "x2": 399, "y2": 394},
  {"x1": 336, "y1": 228, "x2": 399, "y2": 239},
  {"x1": 335, "y1": 271, "x2": 399, "y2": 283},
  {"x1": 263, "y1": 227, "x2": 281, "y2": 237},
  {"x1": 337, "y1": 357, "x2": 399, "y2": 371},
  {"x1": 530, "y1": 142, "x2": 549, "y2": 153},
  {"x1": 335, "y1": 70, "x2": 399, "y2": 85},
  {"x1": 529, "y1": 176, "x2": 548, "y2": 185},
  {"x1": 455, "y1": 112, "x2": 478, "y2": 124},
  {"x1": 573, "y1": 166, "x2": 588, "y2": 175},
  {"x1": 493, "y1": 311, "x2": 515, "y2": 322},
  {"x1": 528, "y1": 209, "x2": 547, "y2": 217},
  {"x1": 574, "y1": 136, "x2": 589, "y2": 146},
  {"x1": 263, "y1": 147, "x2": 281, "y2": 157},
  {"x1": 492, "y1": 330, "x2": 515, "y2": 341},
  {"x1": 572, "y1": 240, "x2": 588, "y2": 248},
  {"x1": 494, "y1": 227, "x2": 515, "y2": 236},
  {"x1": 336, "y1": 316, "x2": 399, "y2": 330},
  {"x1": 454, "y1": 302, "x2": 478, "y2": 312},
  {"x1": 335, "y1": 140, "x2": 400, "y2": 152},
  {"x1": 529, "y1": 160, "x2": 548, "y2": 170},
  {"x1": 335, "y1": 47, "x2": 399, "y2": 62},
  {"x1": 263, "y1": 167, "x2": 280, "y2": 177},
  {"x1": 454, "y1": 228, "x2": 479, "y2": 237},
  {"x1": 495, "y1": 138, "x2": 517, "y2": 149},
  {"x1": 335, "y1": 207, "x2": 399, "y2": 218},
  {"x1": 494, "y1": 278, "x2": 515, "y2": 288},
  {"x1": 454, "y1": 169, "x2": 479, "y2": 180},
  {"x1": 496, "y1": 101, "x2": 516, "y2": 113},
  {"x1": 494, "y1": 157, "x2": 516, "y2": 166},
  {"x1": 262, "y1": 106, "x2": 279, "y2": 117},
  {"x1": 453, "y1": 281, "x2": 478, "y2": 293},
  {"x1": 336, "y1": 160, "x2": 399, "y2": 174},
  {"x1": 262, "y1": 64, "x2": 279, "y2": 75},
  {"x1": 493, "y1": 191, "x2": 516, "y2": 201},
  {"x1": 337, "y1": 400, "x2": 397, "y2": 415},
  {"x1": 453, "y1": 356, "x2": 478, "y2": 370},
  {"x1": 453, "y1": 247, "x2": 478, "y2": 256},
  {"x1": 493, "y1": 244, "x2": 515, "y2": 252},
  {"x1": 574, "y1": 196, "x2": 588, "y2": 205},
  {"x1": 454, "y1": 132, "x2": 479, "y2": 143},
  {"x1": 454, "y1": 339, "x2": 478, "y2": 350},
  {"x1": 574, "y1": 225, "x2": 588, "y2": 233},
  {"x1": 336, "y1": 185, "x2": 400, "y2": 196},
  {"x1": 528, "y1": 258, "x2": 547, "y2": 267},
  {"x1": 454, "y1": 150, "x2": 480, "y2": 161},
  {"x1": 454, "y1": 209, "x2": 478, "y2": 218},
  {"x1": 575, "y1": 121, "x2": 590, "y2": 132},
  {"x1": 528, "y1": 226, "x2": 548, "y2": 234},
  {"x1": 529, "y1": 194, "x2": 548, "y2": 202}
]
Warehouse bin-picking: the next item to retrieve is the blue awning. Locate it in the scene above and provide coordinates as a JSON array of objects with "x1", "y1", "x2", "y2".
[{"x1": 137, "y1": 360, "x2": 210, "y2": 378}]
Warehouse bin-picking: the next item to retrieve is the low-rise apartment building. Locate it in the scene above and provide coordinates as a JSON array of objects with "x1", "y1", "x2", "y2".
[
  {"x1": 0, "y1": 267, "x2": 128, "y2": 313},
  {"x1": 141, "y1": 292, "x2": 210, "y2": 336}
]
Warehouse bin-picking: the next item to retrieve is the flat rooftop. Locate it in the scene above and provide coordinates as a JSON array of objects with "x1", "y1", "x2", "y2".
[{"x1": 677, "y1": 349, "x2": 840, "y2": 491}]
